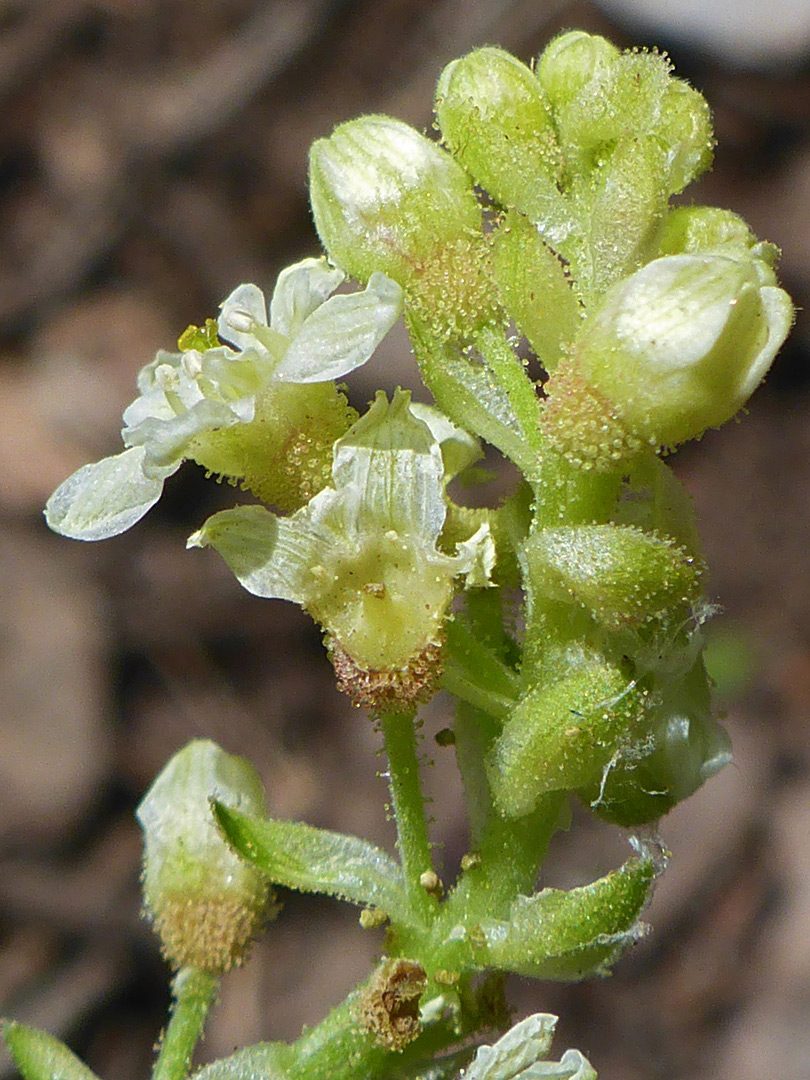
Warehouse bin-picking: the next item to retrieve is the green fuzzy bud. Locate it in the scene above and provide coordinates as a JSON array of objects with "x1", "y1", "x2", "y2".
[
  {"x1": 541, "y1": 250, "x2": 794, "y2": 462},
  {"x1": 524, "y1": 523, "x2": 702, "y2": 629},
  {"x1": 137, "y1": 740, "x2": 273, "y2": 973},
  {"x1": 554, "y1": 46, "x2": 712, "y2": 193},
  {"x1": 490, "y1": 648, "x2": 647, "y2": 817},
  {"x1": 657, "y1": 205, "x2": 759, "y2": 258},
  {"x1": 535, "y1": 31, "x2": 620, "y2": 112},
  {"x1": 435, "y1": 48, "x2": 568, "y2": 229},
  {"x1": 309, "y1": 115, "x2": 495, "y2": 341},
  {"x1": 579, "y1": 658, "x2": 731, "y2": 826}
]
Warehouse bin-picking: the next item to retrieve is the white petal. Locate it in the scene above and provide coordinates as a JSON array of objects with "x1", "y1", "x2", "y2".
[
  {"x1": 275, "y1": 272, "x2": 403, "y2": 383},
  {"x1": 330, "y1": 389, "x2": 446, "y2": 541},
  {"x1": 409, "y1": 401, "x2": 482, "y2": 479},
  {"x1": 218, "y1": 283, "x2": 269, "y2": 352},
  {"x1": 123, "y1": 398, "x2": 246, "y2": 469},
  {"x1": 269, "y1": 257, "x2": 344, "y2": 340},
  {"x1": 455, "y1": 523, "x2": 496, "y2": 587},
  {"x1": 45, "y1": 447, "x2": 177, "y2": 540},
  {"x1": 188, "y1": 504, "x2": 322, "y2": 605}
]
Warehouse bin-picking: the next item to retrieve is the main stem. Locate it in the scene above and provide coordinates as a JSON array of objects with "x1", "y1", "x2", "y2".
[
  {"x1": 152, "y1": 968, "x2": 218, "y2": 1080},
  {"x1": 378, "y1": 707, "x2": 436, "y2": 925}
]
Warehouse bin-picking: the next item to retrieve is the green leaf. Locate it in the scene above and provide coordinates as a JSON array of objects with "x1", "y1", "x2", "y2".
[
  {"x1": 213, "y1": 803, "x2": 411, "y2": 925},
  {"x1": 2, "y1": 1021, "x2": 102, "y2": 1080},
  {"x1": 408, "y1": 319, "x2": 533, "y2": 475},
  {"x1": 481, "y1": 854, "x2": 655, "y2": 980}
]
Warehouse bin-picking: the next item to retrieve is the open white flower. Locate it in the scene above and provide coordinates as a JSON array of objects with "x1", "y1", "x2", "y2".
[
  {"x1": 189, "y1": 390, "x2": 494, "y2": 707},
  {"x1": 45, "y1": 258, "x2": 403, "y2": 540}
]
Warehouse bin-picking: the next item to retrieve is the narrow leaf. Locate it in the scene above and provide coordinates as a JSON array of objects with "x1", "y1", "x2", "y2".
[
  {"x1": 2, "y1": 1021, "x2": 101, "y2": 1080},
  {"x1": 213, "y1": 803, "x2": 411, "y2": 925},
  {"x1": 481, "y1": 855, "x2": 655, "y2": 980}
]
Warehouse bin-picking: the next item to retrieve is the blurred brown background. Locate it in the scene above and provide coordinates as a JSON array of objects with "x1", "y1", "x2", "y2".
[{"x1": 0, "y1": 2, "x2": 809, "y2": 1079}]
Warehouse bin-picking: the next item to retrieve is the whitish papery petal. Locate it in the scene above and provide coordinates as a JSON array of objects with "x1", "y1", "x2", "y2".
[
  {"x1": 187, "y1": 504, "x2": 323, "y2": 605},
  {"x1": 275, "y1": 272, "x2": 403, "y2": 383},
  {"x1": 330, "y1": 389, "x2": 445, "y2": 541},
  {"x1": 408, "y1": 400, "x2": 482, "y2": 480},
  {"x1": 123, "y1": 398, "x2": 249, "y2": 470},
  {"x1": 217, "y1": 283, "x2": 270, "y2": 352},
  {"x1": 269, "y1": 256, "x2": 345, "y2": 340},
  {"x1": 45, "y1": 446, "x2": 177, "y2": 540}
]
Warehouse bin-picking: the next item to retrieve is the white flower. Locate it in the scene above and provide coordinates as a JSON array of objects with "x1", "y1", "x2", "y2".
[
  {"x1": 188, "y1": 390, "x2": 494, "y2": 683},
  {"x1": 45, "y1": 259, "x2": 403, "y2": 540}
]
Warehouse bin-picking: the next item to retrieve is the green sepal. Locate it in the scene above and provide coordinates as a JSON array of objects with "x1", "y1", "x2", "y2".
[
  {"x1": 2, "y1": 1021, "x2": 102, "y2": 1080},
  {"x1": 523, "y1": 523, "x2": 702, "y2": 630},
  {"x1": 480, "y1": 854, "x2": 655, "y2": 980},
  {"x1": 489, "y1": 649, "x2": 646, "y2": 817},
  {"x1": 490, "y1": 211, "x2": 583, "y2": 373},
  {"x1": 213, "y1": 803, "x2": 412, "y2": 926},
  {"x1": 564, "y1": 135, "x2": 668, "y2": 305}
]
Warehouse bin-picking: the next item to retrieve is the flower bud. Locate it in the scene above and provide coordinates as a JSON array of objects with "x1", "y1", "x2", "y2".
[
  {"x1": 541, "y1": 251, "x2": 794, "y2": 464},
  {"x1": 137, "y1": 740, "x2": 273, "y2": 973},
  {"x1": 435, "y1": 48, "x2": 567, "y2": 227},
  {"x1": 489, "y1": 647, "x2": 648, "y2": 817},
  {"x1": 309, "y1": 116, "x2": 496, "y2": 340},
  {"x1": 524, "y1": 524, "x2": 702, "y2": 631},
  {"x1": 535, "y1": 31, "x2": 620, "y2": 111}
]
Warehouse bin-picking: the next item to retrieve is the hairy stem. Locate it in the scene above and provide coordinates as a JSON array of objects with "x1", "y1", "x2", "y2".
[
  {"x1": 152, "y1": 968, "x2": 218, "y2": 1080},
  {"x1": 379, "y1": 707, "x2": 437, "y2": 925}
]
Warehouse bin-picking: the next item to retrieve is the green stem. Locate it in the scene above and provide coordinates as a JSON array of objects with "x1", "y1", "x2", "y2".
[
  {"x1": 152, "y1": 968, "x2": 218, "y2": 1080},
  {"x1": 379, "y1": 708, "x2": 437, "y2": 925}
]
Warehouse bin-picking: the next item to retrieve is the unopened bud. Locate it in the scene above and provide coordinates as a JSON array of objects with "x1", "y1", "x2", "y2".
[
  {"x1": 541, "y1": 250, "x2": 793, "y2": 463},
  {"x1": 536, "y1": 31, "x2": 620, "y2": 110},
  {"x1": 309, "y1": 115, "x2": 495, "y2": 340},
  {"x1": 435, "y1": 48, "x2": 565, "y2": 225},
  {"x1": 137, "y1": 740, "x2": 273, "y2": 973}
]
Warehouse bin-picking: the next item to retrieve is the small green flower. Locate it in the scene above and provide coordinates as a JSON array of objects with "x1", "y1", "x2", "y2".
[
  {"x1": 189, "y1": 390, "x2": 494, "y2": 707},
  {"x1": 45, "y1": 258, "x2": 403, "y2": 539}
]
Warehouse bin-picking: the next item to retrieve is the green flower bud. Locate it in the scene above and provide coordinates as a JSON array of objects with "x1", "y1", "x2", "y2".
[
  {"x1": 657, "y1": 205, "x2": 758, "y2": 258},
  {"x1": 524, "y1": 524, "x2": 702, "y2": 630},
  {"x1": 137, "y1": 740, "x2": 274, "y2": 973},
  {"x1": 435, "y1": 48, "x2": 568, "y2": 229},
  {"x1": 535, "y1": 31, "x2": 620, "y2": 111},
  {"x1": 553, "y1": 45, "x2": 712, "y2": 193},
  {"x1": 309, "y1": 116, "x2": 496, "y2": 340},
  {"x1": 541, "y1": 250, "x2": 794, "y2": 464},
  {"x1": 489, "y1": 647, "x2": 648, "y2": 817}
]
